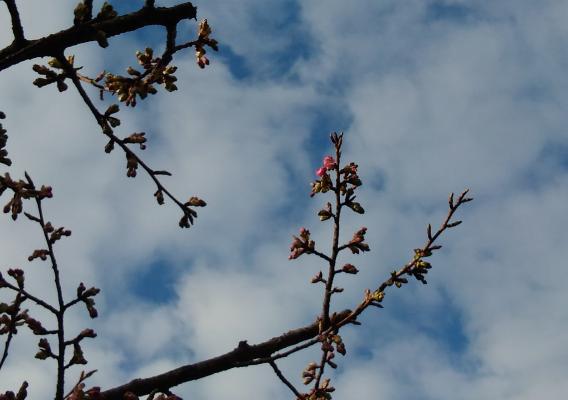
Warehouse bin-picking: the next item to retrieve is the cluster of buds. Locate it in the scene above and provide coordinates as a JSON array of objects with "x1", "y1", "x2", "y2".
[
  {"x1": 103, "y1": 104, "x2": 121, "y2": 129},
  {"x1": 76, "y1": 282, "x2": 100, "y2": 319},
  {"x1": 27, "y1": 249, "x2": 49, "y2": 262},
  {"x1": 386, "y1": 270, "x2": 409, "y2": 289},
  {"x1": 66, "y1": 382, "x2": 101, "y2": 400},
  {"x1": 125, "y1": 153, "x2": 138, "y2": 178},
  {"x1": 123, "y1": 132, "x2": 147, "y2": 150},
  {"x1": 305, "y1": 378, "x2": 335, "y2": 400},
  {"x1": 346, "y1": 227, "x2": 370, "y2": 254},
  {"x1": 317, "y1": 202, "x2": 333, "y2": 221},
  {"x1": 311, "y1": 156, "x2": 337, "y2": 196},
  {"x1": 32, "y1": 55, "x2": 78, "y2": 92},
  {"x1": 0, "y1": 113, "x2": 11, "y2": 167},
  {"x1": 301, "y1": 362, "x2": 319, "y2": 385},
  {"x1": 195, "y1": 19, "x2": 218, "y2": 68},
  {"x1": 407, "y1": 248, "x2": 437, "y2": 284},
  {"x1": 340, "y1": 263, "x2": 358, "y2": 274},
  {"x1": 337, "y1": 162, "x2": 362, "y2": 195},
  {"x1": 95, "y1": 1, "x2": 117, "y2": 21},
  {"x1": 321, "y1": 333, "x2": 346, "y2": 365},
  {"x1": 288, "y1": 228, "x2": 315, "y2": 260},
  {"x1": 365, "y1": 288, "x2": 385, "y2": 308},
  {"x1": 44, "y1": 221, "x2": 72, "y2": 244},
  {"x1": 177, "y1": 196, "x2": 206, "y2": 228},
  {"x1": 0, "y1": 382, "x2": 28, "y2": 400},
  {"x1": 104, "y1": 47, "x2": 178, "y2": 107},
  {"x1": 1, "y1": 173, "x2": 52, "y2": 221},
  {"x1": 35, "y1": 338, "x2": 56, "y2": 360}
]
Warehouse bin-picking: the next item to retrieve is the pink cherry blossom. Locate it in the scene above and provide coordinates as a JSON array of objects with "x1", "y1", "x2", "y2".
[
  {"x1": 316, "y1": 167, "x2": 327, "y2": 177},
  {"x1": 322, "y1": 155, "x2": 336, "y2": 169}
]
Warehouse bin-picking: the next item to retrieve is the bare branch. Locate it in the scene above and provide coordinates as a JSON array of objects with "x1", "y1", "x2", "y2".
[
  {"x1": 99, "y1": 310, "x2": 351, "y2": 399},
  {"x1": 24, "y1": 173, "x2": 67, "y2": 399},
  {"x1": 55, "y1": 54, "x2": 200, "y2": 227},
  {"x1": 0, "y1": 2, "x2": 197, "y2": 72}
]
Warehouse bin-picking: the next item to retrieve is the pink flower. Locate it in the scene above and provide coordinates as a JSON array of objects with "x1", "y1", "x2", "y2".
[
  {"x1": 316, "y1": 167, "x2": 327, "y2": 177},
  {"x1": 322, "y1": 156, "x2": 336, "y2": 170}
]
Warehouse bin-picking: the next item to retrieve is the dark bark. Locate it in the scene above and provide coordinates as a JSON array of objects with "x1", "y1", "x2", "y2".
[
  {"x1": 99, "y1": 310, "x2": 351, "y2": 399},
  {"x1": 0, "y1": 2, "x2": 197, "y2": 72}
]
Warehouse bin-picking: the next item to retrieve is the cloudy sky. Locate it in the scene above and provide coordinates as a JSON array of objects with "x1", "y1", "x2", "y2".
[{"x1": 1, "y1": 0, "x2": 567, "y2": 399}]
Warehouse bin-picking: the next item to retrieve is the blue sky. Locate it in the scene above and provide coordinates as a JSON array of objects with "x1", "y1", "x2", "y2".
[{"x1": 1, "y1": 0, "x2": 568, "y2": 399}]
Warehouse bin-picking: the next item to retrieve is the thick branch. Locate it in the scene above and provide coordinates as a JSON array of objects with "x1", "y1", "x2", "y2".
[
  {"x1": 99, "y1": 310, "x2": 351, "y2": 400},
  {"x1": 0, "y1": 2, "x2": 197, "y2": 72}
]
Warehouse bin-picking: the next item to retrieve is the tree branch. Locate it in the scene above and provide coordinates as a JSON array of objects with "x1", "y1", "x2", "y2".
[
  {"x1": 0, "y1": 2, "x2": 197, "y2": 72},
  {"x1": 3, "y1": 0, "x2": 26, "y2": 45},
  {"x1": 98, "y1": 310, "x2": 351, "y2": 400}
]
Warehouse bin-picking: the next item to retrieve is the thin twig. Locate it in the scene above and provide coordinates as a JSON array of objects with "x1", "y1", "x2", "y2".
[
  {"x1": 330, "y1": 189, "x2": 473, "y2": 332},
  {"x1": 1, "y1": 281, "x2": 59, "y2": 314},
  {"x1": 236, "y1": 337, "x2": 320, "y2": 367},
  {"x1": 25, "y1": 173, "x2": 67, "y2": 400},
  {"x1": 269, "y1": 360, "x2": 304, "y2": 399},
  {"x1": 56, "y1": 54, "x2": 196, "y2": 224},
  {"x1": 4, "y1": 0, "x2": 26, "y2": 44}
]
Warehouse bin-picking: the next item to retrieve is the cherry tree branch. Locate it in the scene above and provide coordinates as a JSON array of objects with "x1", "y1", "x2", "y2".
[
  {"x1": 98, "y1": 310, "x2": 351, "y2": 400},
  {"x1": 55, "y1": 54, "x2": 201, "y2": 227},
  {"x1": 0, "y1": 2, "x2": 197, "y2": 72}
]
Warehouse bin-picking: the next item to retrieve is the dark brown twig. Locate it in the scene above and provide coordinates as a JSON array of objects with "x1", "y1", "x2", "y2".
[
  {"x1": 270, "y1": 360, "x2": 305, "y2": 399},
  {"x1": 331, "y1": 189, "x2": 472, "y2": 332},
  {"x1": 24, "y1": 173, "x2": 67, "y2": 400},
  {"x1": 4, "y1": 0, "x2": 26, "y2": 45},
  {"x1": 55, "y1": 54, "x2": 197, "y2": 226},
  {"x1": 1, "y1": 280, "x2": 59, "y2": 314}
]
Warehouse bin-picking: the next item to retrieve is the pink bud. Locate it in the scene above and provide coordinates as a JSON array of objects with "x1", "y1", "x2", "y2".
[{"x1": 316, "y1": 167, "x2": 327, "y2": 177}]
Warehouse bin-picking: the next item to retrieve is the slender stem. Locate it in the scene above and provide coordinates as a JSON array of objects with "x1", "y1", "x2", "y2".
[
  {"x1": 320, "y1": 146, "x2": 342, "y2": 328},
  {"x1": 1, "y1": 281, "x2": 59, "y2": 314},
  {"x1": 269, "y1": 361, "x2": 304, "y2": 399},
  {"x1": 309, "y1": 249, "x2": 332, "y2": 263},
  {"x1": 25, "y1": 174, "x2": 66, "y2": 400},
  {"x1": 314, "y1": 144, "x2": 342, "y2": 390}
]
